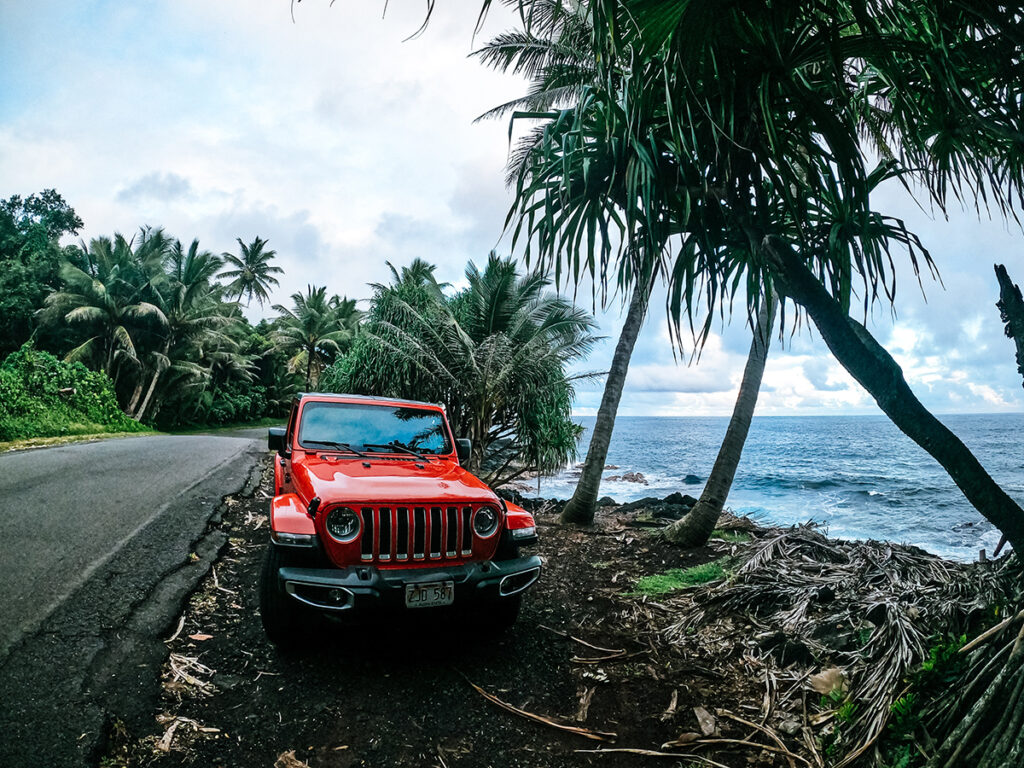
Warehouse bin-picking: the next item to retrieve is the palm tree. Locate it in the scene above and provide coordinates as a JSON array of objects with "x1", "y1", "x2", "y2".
[
  {"x1": 132, "y1": 239, "x2": 228, "y2": 422},
  {"x1": 41, "y1": 232, "x2": 169, "y2": 390},
  {"x1": 220, "y1": 236, "x2": 283, "y2": 307},
  {"x1": 478, "y1": 1, "x2": 659, "y2": 523},
  {"x1": 664, "y1": 293, "x2": 777, "y2": 545},
  {"x1": 504, "y1": 0, "x2": 1024, "y2": 554},
  {"x1": 332, "y1": 254, "x2": 598, "y2": 486},
  {"x1": 273, "y1": 285, "x2": 360, "y2": 390}
]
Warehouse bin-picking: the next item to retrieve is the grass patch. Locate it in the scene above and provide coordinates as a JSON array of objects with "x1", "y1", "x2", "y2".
[
  {"x1": 711, "y1": 529, "x2": 751, "y2": 543},
  {"x1": 632, "y1": 560, "x2": 728, "y2": 596},
  {"x1": 0, "y1": 430, "x2": 152, "y2": 453}
]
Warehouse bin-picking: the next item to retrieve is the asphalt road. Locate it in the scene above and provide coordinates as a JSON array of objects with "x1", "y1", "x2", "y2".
[{"x1": 0, "y1": 431, "x2": 266, "y2": 767}]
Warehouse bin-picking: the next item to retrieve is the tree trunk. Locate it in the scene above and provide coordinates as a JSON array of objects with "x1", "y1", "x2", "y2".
[
  {"x1": 134, "y1": 369, "x2": 161, "y2": 422},
  {"x1": 664, "y1": 292, "x2": 777, "y2": 546},
  {"x1": 305, "y1": 346, "x2": 314, "y2": 391},
  {"x1": 770, "y1": 243, "x2": 1024, "y2": 553},
  {"x1": 126, "y1": 380, "x2": 144, "y2": 416},
  {"x1": 561, "y1": 277, "x2": 652, "y2": 524},
  {"x1": 995, "y1": 264, "x2": 1024, "y2": 389}
]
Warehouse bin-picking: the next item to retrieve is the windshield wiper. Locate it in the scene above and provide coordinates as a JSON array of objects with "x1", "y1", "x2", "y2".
[
  {"x1": 363, "y1": 442, "x2": 430, "y2": 461},
  {"x1": 303, "y1": 440, "x2": 369, "y2": 457}
]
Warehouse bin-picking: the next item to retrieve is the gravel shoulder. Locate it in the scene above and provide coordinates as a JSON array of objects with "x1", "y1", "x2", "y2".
[{"x1": 105, "y1": 459, "x2": 774, "y2": 768}]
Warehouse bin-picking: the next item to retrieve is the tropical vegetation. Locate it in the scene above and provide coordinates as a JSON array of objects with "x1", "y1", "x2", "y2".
[
  {"x1": 0, "y1": 190, "x2": 355, "y2": 436},
  {"x1": 489, "y1": 1, "x2": 1024, "y2": 557},
  {"x1": 0, "y1": 345, "x2": 145, "y2": 442},
  {"x1": 321, "y1": 253, "x2": 597, "y2": 486},
  {"x1": 273, "y1": 285, "x2": 360, "y2": 390},
  {"x1": 0, "y1": 190, "x2": 594, "y2": 475}
]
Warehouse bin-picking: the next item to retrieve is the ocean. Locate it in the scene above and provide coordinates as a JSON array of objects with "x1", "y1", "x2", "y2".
[{"x1": 525, "y1": 414, "x2": 1024, "y2": 561}]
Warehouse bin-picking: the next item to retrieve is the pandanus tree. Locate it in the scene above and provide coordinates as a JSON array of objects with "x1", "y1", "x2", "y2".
[
  {"x1": 501, "y1": 1, "x2": 1024, "y2": 558},
  {"x1": 478, "y1": 0, "x2": 661, "y2": 523}
]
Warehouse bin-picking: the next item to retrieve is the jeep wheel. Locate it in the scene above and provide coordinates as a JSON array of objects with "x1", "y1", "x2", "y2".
[{"x1": 259, "y1": 544, "x2": 314, "y2": 649}]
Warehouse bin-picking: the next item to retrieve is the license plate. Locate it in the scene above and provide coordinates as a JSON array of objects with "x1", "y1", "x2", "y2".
[{"x1": 404, "y1": 580, "x2": 454, "y2": 608}]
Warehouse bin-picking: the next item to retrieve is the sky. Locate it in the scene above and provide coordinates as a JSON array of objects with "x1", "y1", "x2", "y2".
[{"x1": 2, "y1": 0, "x2": 1023, "y2": 417}]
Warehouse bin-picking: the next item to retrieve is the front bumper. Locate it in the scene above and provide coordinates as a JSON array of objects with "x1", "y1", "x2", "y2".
[{"x1": 277, "y1": 555, "x2": 542, "y2": 613}]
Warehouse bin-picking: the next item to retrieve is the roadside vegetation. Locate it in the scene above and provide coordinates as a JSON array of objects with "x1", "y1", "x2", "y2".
[
  {"x1": 0, "y1": 191, "x2": 595, "y2": 480},
  {"x1": 0, "y1": 345, "x2": 147, "y2": 442}
]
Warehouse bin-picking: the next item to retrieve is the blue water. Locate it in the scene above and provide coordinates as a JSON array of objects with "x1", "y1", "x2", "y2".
[{"x1": 526, "y1": 414, "x2": 1024, "y2": 561}]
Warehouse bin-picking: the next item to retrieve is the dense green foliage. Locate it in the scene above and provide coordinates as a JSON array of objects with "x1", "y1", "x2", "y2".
[
  {"x1": 0, "y1": 190, "x2": 337, "y2": 435},
  {"x1": 0, "y1": 346, "x2": 145, "y2": 441},
  {"x1": 322, "y1": 254, "x2": 596, "y2": 486},
  {"x1": 273, "y1": 286, "x2": 360, "y2": 390},
  {"x1": 1, "y1": 190, "x2": 595, "y2": 460},
  {"x1": 0, "y1": 190, "x2": 86, "y2": 358}
]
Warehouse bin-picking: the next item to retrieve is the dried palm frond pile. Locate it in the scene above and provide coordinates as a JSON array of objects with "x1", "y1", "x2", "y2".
[{"x1": 659, "y1": 525, "x2": 1021, "y2": 768}]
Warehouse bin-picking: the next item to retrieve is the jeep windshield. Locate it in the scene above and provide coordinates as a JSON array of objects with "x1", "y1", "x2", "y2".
[{"x1": 297, "y1": 401, "x2": 452, "y2": 455}]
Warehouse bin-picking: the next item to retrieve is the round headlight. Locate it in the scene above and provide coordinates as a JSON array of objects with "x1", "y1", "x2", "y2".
[
  {"x1": 473, "y1": 506, "x2": 499, "y2": 538},
  {"x1": 325, "y1": 507, "x2": 361, "y2": 542}
]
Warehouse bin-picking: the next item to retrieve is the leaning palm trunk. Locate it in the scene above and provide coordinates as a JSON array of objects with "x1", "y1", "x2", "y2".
[
  {"x1": 134, "y1": 370, "x2": 161, "y2": 422},
  {"x1": 126, "y1": 380, "x2": 144, "y2": 416},
  {"x1": 561, "y1": 277, "x2": 652, "y2": 524},
  {"x1": 770, "y1": 243, "x2": 1024, "y2": 553},
  {"x1": 664, "y1": 292, "x2": 777, "y2": 546}
]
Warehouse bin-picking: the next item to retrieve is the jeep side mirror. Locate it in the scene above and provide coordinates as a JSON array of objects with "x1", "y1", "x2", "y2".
[
  {"x1": 268, "y1": 427, "x2": 287, "y2": 455},
  {"x1": 456, "y1": 438, "x2": 471, "y2": 465}
]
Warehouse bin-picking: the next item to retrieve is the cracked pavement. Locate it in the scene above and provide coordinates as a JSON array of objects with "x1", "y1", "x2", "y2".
[{"x1": 0, "y1": 432, "x2": 266, "y2": 767}]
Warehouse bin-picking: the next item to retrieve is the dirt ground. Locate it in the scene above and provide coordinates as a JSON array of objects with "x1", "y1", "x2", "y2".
[{"x1": 106, "y1": 459, "x2": 780, "y2": 768}]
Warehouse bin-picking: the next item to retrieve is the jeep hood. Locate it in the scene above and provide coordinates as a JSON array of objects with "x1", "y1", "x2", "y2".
[{"x1": 292, "y1": 455, "x2": 498, "y2": 505}]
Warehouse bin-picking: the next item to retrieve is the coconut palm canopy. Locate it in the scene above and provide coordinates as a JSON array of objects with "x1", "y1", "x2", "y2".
[
  {"x1": 35, "y1": 225, "x2": 291, "y2": 428},
  {"x1": 220, "y1": 236, "x2": 284, "y2": 307},
  {"x1": 322, "y1": 253, "x2": 599, "y2": 487},
  {"x1": 272, "y1": 284, "x2": 361, "y2": 390}
]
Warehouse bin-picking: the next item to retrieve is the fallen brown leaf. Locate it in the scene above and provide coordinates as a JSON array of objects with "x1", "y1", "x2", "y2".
[{"x1": 274, "y1": 749, "x2": 310, "y2": 768}]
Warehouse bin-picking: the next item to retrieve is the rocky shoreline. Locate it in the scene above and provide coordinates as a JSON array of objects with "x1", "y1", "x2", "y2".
[{"x1": 498, "y1": 486, "x2": 700, "y2": 522}]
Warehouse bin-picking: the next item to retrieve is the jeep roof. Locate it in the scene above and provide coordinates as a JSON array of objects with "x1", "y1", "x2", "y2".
[{"x1": 293, "y1": 392, "x2": 444, "y2": 410}]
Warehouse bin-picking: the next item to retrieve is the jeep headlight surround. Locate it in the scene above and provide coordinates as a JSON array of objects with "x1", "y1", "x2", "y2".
[
  {"x1": 324, "y1": 506, "x2": 361, "y2": 543},
  {"x1": 473, "y1": 506, "x2": 500, "y2": 538}
]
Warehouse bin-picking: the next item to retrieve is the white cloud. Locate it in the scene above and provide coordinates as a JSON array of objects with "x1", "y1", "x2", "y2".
[{"x1": 2, "y1": 0, "x2": 1023, "y2": 416}]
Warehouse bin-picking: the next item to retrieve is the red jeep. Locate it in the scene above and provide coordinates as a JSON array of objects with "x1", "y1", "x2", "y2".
[{"x1": 261, "y1": 393, "x2": 541, "y2": 646}]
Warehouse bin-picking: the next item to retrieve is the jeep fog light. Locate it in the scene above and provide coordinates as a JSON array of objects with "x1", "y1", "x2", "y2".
[
  {"x1": 511, "y1": 526, "x2": 536, "y2": 540},
  {"x1": 473, "y1": 507, "x2": 499, "y2": 538},
  {"x1": 325, "y1": 507, "x2": 361, "y2": 542}
]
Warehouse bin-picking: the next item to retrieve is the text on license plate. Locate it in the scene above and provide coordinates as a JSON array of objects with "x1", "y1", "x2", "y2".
[{"x1": 405, "y1": 580, "x2": 455, "y2": 608}]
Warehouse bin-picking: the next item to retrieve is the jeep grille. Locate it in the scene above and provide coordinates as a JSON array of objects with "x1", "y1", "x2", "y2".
[{"x1": 356, "y1": 505, "x2": 482, "y2": 562}]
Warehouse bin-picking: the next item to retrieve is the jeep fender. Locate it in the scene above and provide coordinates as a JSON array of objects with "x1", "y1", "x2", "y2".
[
  {"x1": 503, "y1": 501, "x2": 536, "y2": 531},
  {"x1": 271, "y1": 493, "x2": 316, "y2": 536}
]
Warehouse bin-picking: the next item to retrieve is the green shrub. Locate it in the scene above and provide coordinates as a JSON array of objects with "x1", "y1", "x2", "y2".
[{"x1": 0, "y1": 345, "x2": 146, "y2": 441}]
